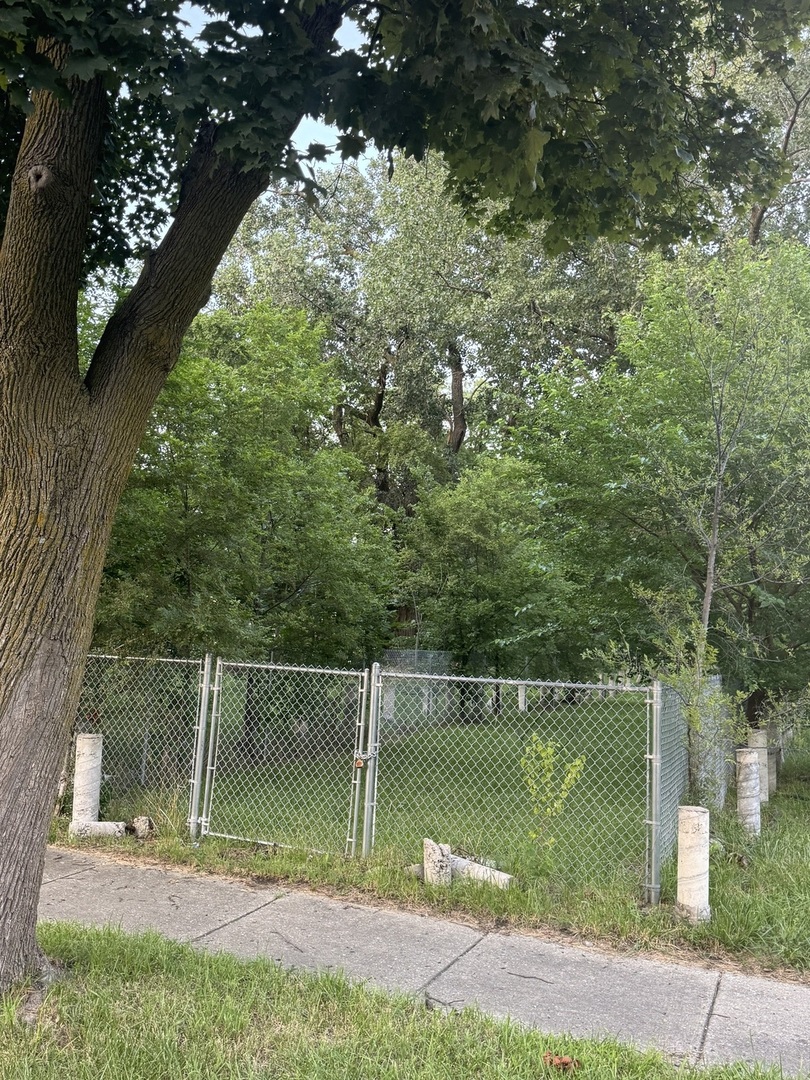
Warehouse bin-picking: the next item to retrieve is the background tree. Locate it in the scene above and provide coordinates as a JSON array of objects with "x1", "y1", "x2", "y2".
[
  {"x1": 216, "y1": 155, "x2": 644, "y2": 506},
  {"x1": 401, "y1": 456, "x2": 582, "y2": 678},
  {"x1": 736, "y1": 40, "x2": 810, "y2": 245},
  {"x1": 517, "y1": 242, "x2": 810, "y2": 705},
  {"x1": 0, "y1": 0, "x2": 805, "y2": 989},
  {"x1": 94, "y1": 304, "x2": 394, "y2": 665},
  {"x1": 214, "y1": 156, "x2": 646, "y2": 656}
]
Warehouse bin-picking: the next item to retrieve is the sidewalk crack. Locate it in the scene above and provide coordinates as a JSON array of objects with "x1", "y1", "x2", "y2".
[
  {"x1": 506, "y1": 970, "x2": 554, "y2": 984},
  {"x1": 41, "y1": 866, "x2": 97, "y2": 886},
  {"x1": 696, "y1": 973, "x2": 722, "y2": 1063},
  {"x1": 416, "y1": 933, "x2": 487, "y2": 995},
  {"x1": 187, "y1": 893, "x2": 287, "y2": 944}
]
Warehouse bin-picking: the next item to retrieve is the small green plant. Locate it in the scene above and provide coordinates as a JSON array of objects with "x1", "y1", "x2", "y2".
[{"x1": 520, "y1": 735, "x2": 586, "y2": 853}]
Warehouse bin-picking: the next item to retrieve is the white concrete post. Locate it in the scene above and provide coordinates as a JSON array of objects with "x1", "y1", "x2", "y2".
[
  {"x1": 71, "y1": 733, "x2": 103, "y2": 824},
  {"x1": 423, "y1": 838, "x2": 452, "y2": 886},
  {"x1": 69, "y1": 821, "x2": 126, "y2": 838},
  {"x1": 747, "y1": 730, "x2": 769, "y2": 804},
  {"x1": 735, "y1": 748, "x2": 761, "y2": 835},
  {"x1": 677, "y1": 806, "x2": 711, "y2": 923},
  {"x1": 518, "y1": 684, "x2": 527, "y2": 712},
  {"x1": 68, "y1": 732, "x2": 129, "y2": 840},
  {"x1": 449, "y1": 854, "x2": 513, "y2": 889}
]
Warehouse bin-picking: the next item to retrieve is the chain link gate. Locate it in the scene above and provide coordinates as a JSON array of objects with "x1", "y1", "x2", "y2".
[
  {"x1": 194, "y1": 660, "x2": 369, "y2": 855},
  {"x1": 360, "y1": 665, "x2": 653, "y2": 887},
  {"x1": 74, "y1": 655, "x2": 670, "y2": 900}
]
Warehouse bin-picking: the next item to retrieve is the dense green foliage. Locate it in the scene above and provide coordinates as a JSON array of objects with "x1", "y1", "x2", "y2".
[
  {"x1": 93, "y1": 305, "x2": 394, "y2": 663},
  {"x1": 2, "y1": 0, "x2": 807, "y2": 270},
  {"x1": 516, "y1": 242, "x2": 810, "y2": 692},
  {"x1": 6, "y1": 1, "x2": 810, "y2": 680},
  {"x1": 96, "y1": 143, "x2": 810, "y2": 695}
]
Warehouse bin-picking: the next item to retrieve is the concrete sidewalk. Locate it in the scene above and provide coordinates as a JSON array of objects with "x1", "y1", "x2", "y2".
[{"x1": 39, "y1": 847, "x2": 809, "y2": 1076}]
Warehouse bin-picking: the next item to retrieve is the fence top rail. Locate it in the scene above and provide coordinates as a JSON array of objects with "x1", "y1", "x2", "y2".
[
  {"x1": 377, "y1": 669, "x2": 650, "y2": 692},
  {"x1": 87, "y1": 654, "x2": 203, "y2": 666},
  {"x1": 218, "y1": 660, "x2": 367, "y2": 678}
]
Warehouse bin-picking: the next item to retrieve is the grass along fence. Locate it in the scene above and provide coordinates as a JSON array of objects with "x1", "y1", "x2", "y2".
[{"x1": 59, "y1": 663, "x2": 810, "y2": 972}]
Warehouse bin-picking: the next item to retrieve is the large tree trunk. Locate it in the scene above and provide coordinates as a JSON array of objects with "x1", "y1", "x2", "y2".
[
  {"x1": 0, "y1": 100, "x2": 256, "y2": 1000},
  {"x1": 0, "y1": 7, "x2": 343, "y2": 990},
  {"x1": 0, "y1": 51, "x2": 113, "y2": 988},
  {"x1": 0, "y1": 410, "x2": 138, "y2": 987}
]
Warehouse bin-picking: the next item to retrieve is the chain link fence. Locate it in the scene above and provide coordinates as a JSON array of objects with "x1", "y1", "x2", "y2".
[
  {"x1": 382, "y1": 648, "x2": 451, "y2": 674},
  {"x1": 74, "y1": 654, "x2": 205, "y2": 827},
  {"x1": 69, "y1": 654, "x2": 736, "y2": 899},
  {"x1": 199, "y1": 661, "x2": 368, "y2": 855},
  {"x1": 365, "y1": 670, "x2": 651, "y2": 885},
  {"x1": 646, "y1": 675, "x2": 737, "y2": 901}
]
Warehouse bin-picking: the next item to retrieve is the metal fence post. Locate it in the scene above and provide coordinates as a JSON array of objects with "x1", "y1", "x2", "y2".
[
  {"x1": 345, "y1": 668, "x2": 370, "y2": 856},
  {"x1": 646, "y1": 679, "x2": 663, "y2": 905},
  {"x1": 361, "y1": 662, "x2": 381, "y2": 858},
  {"x1": 199, "y1": 657, "x2": 223, "y2": 837},
  {"x1": 187, "y1": 653, "x2": 213, "y2": 840}
]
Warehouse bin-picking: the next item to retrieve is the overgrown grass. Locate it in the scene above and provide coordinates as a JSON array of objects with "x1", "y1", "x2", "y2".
[
  {"x1": 0, "y1": 924, "x2": 784, "y2": 1079},
  {"x1": 52, "y1": 746, "x2": 810, "y2": 976}
]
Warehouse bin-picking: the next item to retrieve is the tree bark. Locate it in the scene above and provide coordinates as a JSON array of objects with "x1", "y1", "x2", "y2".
[
  {"x1": 0, "y1": 7, "x2": 342, "y2": 985},
  {"x1": 0, "y1": 187, "x2": 264, "y2": 989},
  {"x1": 447, "y1": 342, "x2": 467, "y2": 454},
  {"x1": 0, "y1": 415, "x2": 134, "y2": 988}
]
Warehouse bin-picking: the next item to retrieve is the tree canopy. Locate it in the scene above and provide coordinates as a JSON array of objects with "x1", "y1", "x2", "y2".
[
  {"x1": 2, "y1": 0, "x2": 806, "y2": 267},
  {"x1": 515, "y1": 242, "x2": 810, "y2": 692}
]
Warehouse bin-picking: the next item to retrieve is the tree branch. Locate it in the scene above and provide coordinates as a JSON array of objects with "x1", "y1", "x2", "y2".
[
  {"x1": 0, "y1": 41, "x2": 105, "y2": 375},
  {"x1": 87, "y1": 124, "x2": 271, "y2": 428},
  {"x1": 85, "y1": 1, "x2": 347, "y2": 433}
]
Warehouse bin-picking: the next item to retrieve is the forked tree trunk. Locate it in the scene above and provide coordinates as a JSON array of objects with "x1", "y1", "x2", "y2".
[{"x1": 0, "y1": 13, "x2": 341, "y2": 991}]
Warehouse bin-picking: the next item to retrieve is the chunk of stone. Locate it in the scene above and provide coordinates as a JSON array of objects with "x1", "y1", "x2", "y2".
[{"x1": 423, "y1": 838, "x2": 453, "y2": 886}]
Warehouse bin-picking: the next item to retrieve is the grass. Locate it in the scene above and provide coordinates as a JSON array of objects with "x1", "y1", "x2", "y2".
[
  {"x1": 52, "y1": 744, "x2": 810, "y2": 977},
  {"x1": 0, "y1": 924, "x2": 786, "y2": 1079}
]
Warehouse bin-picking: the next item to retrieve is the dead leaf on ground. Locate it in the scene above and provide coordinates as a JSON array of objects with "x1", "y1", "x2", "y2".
[{"x1": 542, "y1": 1050, "x2": 581, "y2": 1072}]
